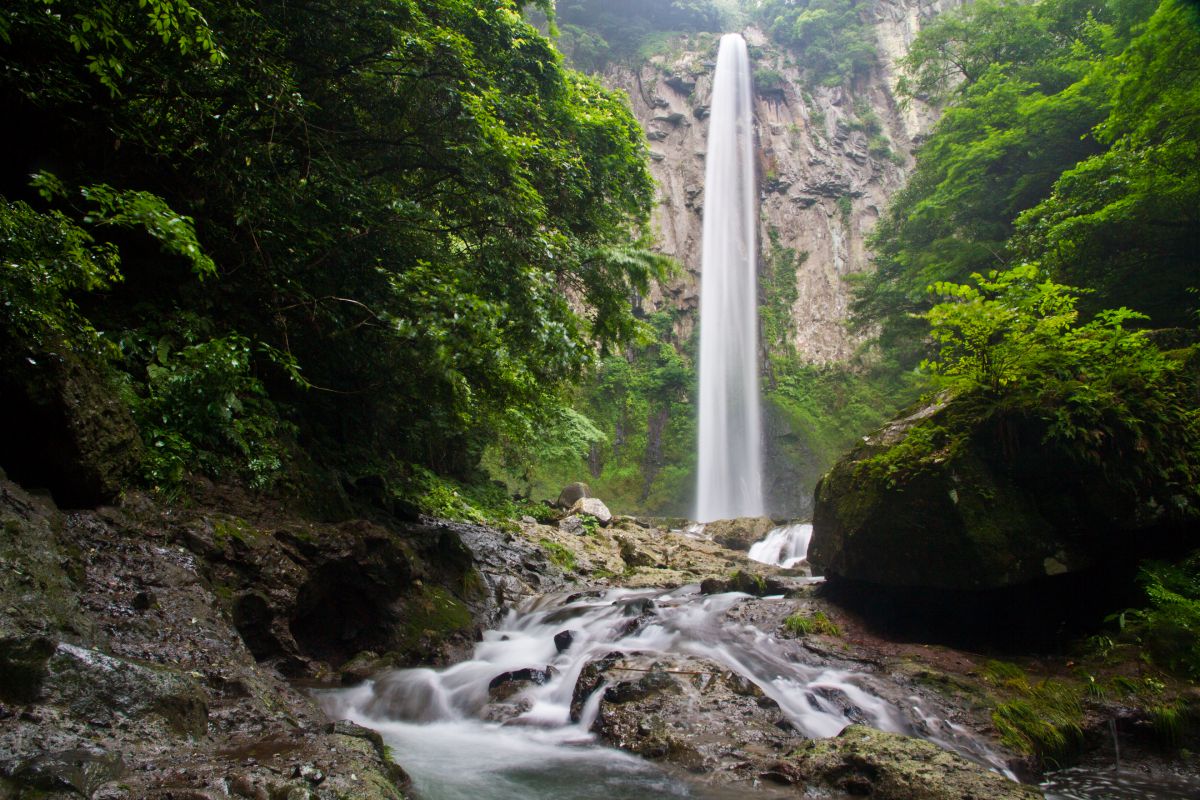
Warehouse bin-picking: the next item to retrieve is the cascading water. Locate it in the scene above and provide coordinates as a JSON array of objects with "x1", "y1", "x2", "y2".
[
  {"x1": 321, "y1": 585, "x2": 1014, "y2": 800},
  {"x1": 695, "y1": 33, "x2": 764, "y2": 523},
  {"x1": 748, "y1": 523, "x2": 813, "y2": 569}
]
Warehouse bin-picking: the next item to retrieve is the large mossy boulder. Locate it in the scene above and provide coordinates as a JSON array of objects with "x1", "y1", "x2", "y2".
[
  {"x1": 768, "y1": 725, "x2": 1039, "y2": 800},
  {"x1": 810, "y1": 395, "x2": 1198, "y2": 591}
]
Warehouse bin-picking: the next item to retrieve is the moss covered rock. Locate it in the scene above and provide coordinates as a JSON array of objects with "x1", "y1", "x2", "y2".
[
  {"x1": 0, "y1": 346, "x2": 142, "y2": 507},
  {"x1": 769, "y1": 725, "x2": 1038, "y2": 799},
  {"x1": 810, "y1": 395, "x2": 1198, "y2": 591}
]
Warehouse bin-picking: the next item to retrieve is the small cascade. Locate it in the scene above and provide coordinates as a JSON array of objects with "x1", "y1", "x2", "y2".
[
  {"x1": 321, "y1": 585, "x2": 1012, "y2": 800},
  {"x1": 747, "y1": 523, "x2": 813, "y2": 569}
]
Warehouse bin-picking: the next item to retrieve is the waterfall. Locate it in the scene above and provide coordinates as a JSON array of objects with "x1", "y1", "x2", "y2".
[{"x1": 696, "y1": 33, "x2": 764, "y2": 522}]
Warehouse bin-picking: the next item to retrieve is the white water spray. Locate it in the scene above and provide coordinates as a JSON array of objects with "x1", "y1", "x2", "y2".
[
  {"x1": 696, "y1": 33, "x2": 764, "y2": 522},
  {"x1": 748, "y1": 523, "x2": 813, "y2": 569}
]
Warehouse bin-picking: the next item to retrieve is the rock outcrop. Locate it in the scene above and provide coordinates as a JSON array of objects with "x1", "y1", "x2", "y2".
[
  {"x1": 809, "y1": 396, "x2": 1199, "y2": 591},
  {"x1": 577, "y1": 652, "x2": 798, "y2": 774},
  {"x1": 0, "y1": 472, "x2": 574, "y2": 799},
  {"x1": 0, "y1": 478, "x2": 411, "y2": 799},
  {"x1": 768, "y1": 725, "x2": 1040, "y2": 800},
  {"x1": 0, "y1": 345, "x2": 143, "y2": 507},
  {"x1": 705, "y1": 516, "x2": 775, "y2": 551}
]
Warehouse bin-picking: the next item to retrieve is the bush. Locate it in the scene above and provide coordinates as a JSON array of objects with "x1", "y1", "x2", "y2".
[
  {"x1": 1124, "y1": 552, "x2": 1200, "y2": 680},
  {"x1": 129, "y1": 333, "x2": 288, "y2": 489}
]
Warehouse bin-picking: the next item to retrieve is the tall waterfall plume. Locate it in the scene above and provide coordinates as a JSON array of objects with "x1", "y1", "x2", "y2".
[{"x1": 695, "y1": 33, "x2": 764, "y2": 522}]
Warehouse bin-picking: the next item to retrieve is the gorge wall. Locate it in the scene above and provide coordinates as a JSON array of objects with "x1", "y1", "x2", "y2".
[
  {"x1": 560, "y1": 0, "x2": 967, "y2": 517},
  {"x1": 607, "y1": 0, "x2": 964, "y2": 359}
]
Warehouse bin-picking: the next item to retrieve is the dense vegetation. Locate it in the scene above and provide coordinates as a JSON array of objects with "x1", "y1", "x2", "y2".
[
  {"x1": 752, "y1": 0, "x2": 876, "y2": 85},
  {"x1": 552, "y1": 0, "x2": 728, "y2": 70},
  {"x1": 854, "y1": 0, "x2": 1200, "y2": 676},
  {"x1": 857, "y1": 0, "x2": 1198, "y2": 363},
  {"x1": 0, "y1": 0, "x2": 666, "y2": 502}
]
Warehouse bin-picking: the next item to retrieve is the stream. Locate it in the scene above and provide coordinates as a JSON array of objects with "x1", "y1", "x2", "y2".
[
  {"x1": 319, "y1": 524, "x2": 1200, "y2": 800},
  {"x1": 320, "y1": 581, "x2": 1009, "y2": 798}
]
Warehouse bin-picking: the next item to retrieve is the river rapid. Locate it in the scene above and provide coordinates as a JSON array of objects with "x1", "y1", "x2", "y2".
[{"x1": 319, "y1": 524, "x2": 1200, "y2": 800}]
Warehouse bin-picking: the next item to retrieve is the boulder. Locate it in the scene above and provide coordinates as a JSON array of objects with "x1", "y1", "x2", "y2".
[
  {"x1": 0, "y1": 346, "x2": 142, "y2": 507},
  {"x1": 555, "y1": 482, "x2": 590, "y2": 509},
  {"x1": 569, "y1": 497, "x2": 612, "y2": 525},
  {"x1": 810, "y1": 395, "x2": 1199, "y2": 591},
  {"x1": 706, "y1": 517, "x2": 775, "y2": 552},
  {"x1": 766, "y1": 725, "x2": 1038, "y2": 799},
  {"x1": 574, "y1": 653, "x2": 797, "y2": 774}
]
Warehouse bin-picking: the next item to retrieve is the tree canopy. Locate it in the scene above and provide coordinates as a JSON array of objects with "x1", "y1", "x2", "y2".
[
  {"x1": 0, "y1": 0, "x2": 664, "y2": 490},
  {"x1": 855, "y1": 0, "x2": 1197, "y2": 364}
]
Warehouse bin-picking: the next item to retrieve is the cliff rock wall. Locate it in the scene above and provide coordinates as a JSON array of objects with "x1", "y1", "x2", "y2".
[{"x1": 605, "y1": 0, "x2": 964, "y2": 363}]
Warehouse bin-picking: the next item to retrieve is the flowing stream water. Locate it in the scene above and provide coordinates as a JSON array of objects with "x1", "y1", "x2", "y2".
[
  {"x1": 320, "y1": 584, "x2": 1013, "y2": 799},
  {"x1": 695, "y1": 32, "x2": 764, "y2": 522}
]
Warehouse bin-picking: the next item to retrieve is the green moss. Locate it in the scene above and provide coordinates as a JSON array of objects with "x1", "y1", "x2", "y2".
[
  {"x1": 539, "y1": 539, "x2": 578, "y2": 572},
  {"x1": 398, "y1": 586, "x2": 473, "y2": 648},
  {"x1": 211, "y1": 516, "x2": 260, "y2": 548},
  {"x1": 784, "y1": 611, "x2": 841, "y2": 637}
]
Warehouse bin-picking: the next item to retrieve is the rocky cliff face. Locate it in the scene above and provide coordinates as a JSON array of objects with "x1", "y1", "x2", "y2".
[{"x1": 605, "y1": 0, "x2": 965, "y2": 362}]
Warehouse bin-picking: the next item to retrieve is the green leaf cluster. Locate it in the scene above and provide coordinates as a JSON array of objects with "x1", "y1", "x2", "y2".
[
  {"x1": 1124, "y1": 551, "x2": 1200, "y2": 680},
  {"x1": 1, "y1": 0, "x2": 665, "y2": 490},
  {"x1": 858, "y1": 0, "x2": 1198, "y2": 358},
  {"x1": 921, "y1": 265, "x2": 1200, "y2": 505},
  {"x1": 753, "y1": 0, "x2": 876, "y2": 86}
]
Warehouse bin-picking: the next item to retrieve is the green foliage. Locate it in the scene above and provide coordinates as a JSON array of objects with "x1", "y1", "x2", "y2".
[
  {"x1": 784, "y1": 610, "x2": 840, "y2": 637},
  {"x1": 0, "y1": 199, "x2": 120, "y2": 355},
  {"x1": 0, "y1": 0, "x2": 225, "y2": 96},
  {"x1": 754, "y1": 0, "x2": 876, "y2": 85},
  {"x1": 1123, "y1": 551, "x2": 1200, "y2": 680},
  {"x1": 759, "y1": 228, "x2": 804, "y2": 354},
  {"x1": 859, "y1": 0, "x2": 1189, "y2": 359},
  {"x1": 489, "y1": 401, "x2": 606, "y2": 497},
  {"x1": 983, "y1": 661, "x2": 1084, "y2": 766},
  {"x1": 920, "y1": 266, "x2": 1200, "y2": 503},
  {"x1": 1, "y1": 0, "x2": 666, "y2": 492},
  {"x1": 765, "y1": 359, "x2": 921, "y2": 481},
  {"x1": 128, "y1": 333, "x2": 288, "y2": 489},
  {"x1": 1014, "y1": 0, "x2": 1200, "y2": 327},
  {"x1": 538, "y1": 539, "x2": 578, "y2": 572},
  {"x1": 554, "y1": 0, "x2": 724, "y2": 68},
  {"x1": 518, "y1": 310, "x2": 697, "y2": 514},
  {"x1": 753, "y1": 67, "x2": 787, "y2": 97}
]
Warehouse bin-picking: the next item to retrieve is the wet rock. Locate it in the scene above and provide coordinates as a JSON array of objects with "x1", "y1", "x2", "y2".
[
  {"x1": 488, "y1": 666, "x2": 554, "y2": 700},
  {"x1": 0, "y1": 345, "x2": 143, "y2": 507},
  {"x1": 569, "y1": 497, "x2": 612, "y2": 525},
  {"x1": 706, "y1": 517, "x2": 775, "y2": 552},
  {"x1": 768, "y1": 725, "x2": 1039, "y2": 799},
  {"x1": 810, "y1": 394, "x2": 1200, "y2": 592},
  {"x1": 555, "y1": 482, "x2": 590, "y2": 509},
  {"x1": 553, "y1": 630, "x2": 574, "y2": 653},
  {"x1": 42, "y1": 642, "x2": 209, "y2": 736},
  {"x1": 700, "y1": 571, "x2": 786, "y2": 597},
  {"x1": 581, "y1": 653, "x2": 796, "y2": 775},
  {"x1": 339, "y1": 650, "x2": 397, "y2": 684},
  {"x1": 664, "y1": 74, "x2": 696, "y2": 95},
  {"x1": 652, "y1": 111, "x2": 687, "y2": 126},
  {"x1": 9, "y1": 748, "x2": 125, "y2": 796}
]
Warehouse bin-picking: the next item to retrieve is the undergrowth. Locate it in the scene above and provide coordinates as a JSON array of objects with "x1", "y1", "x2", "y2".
[
  {"x1": 784, "y1": 610, "x2": 841, "y2": 637},
  {"x1": 983, "y1": 660, "x2": 1083, "y2": 767}
]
